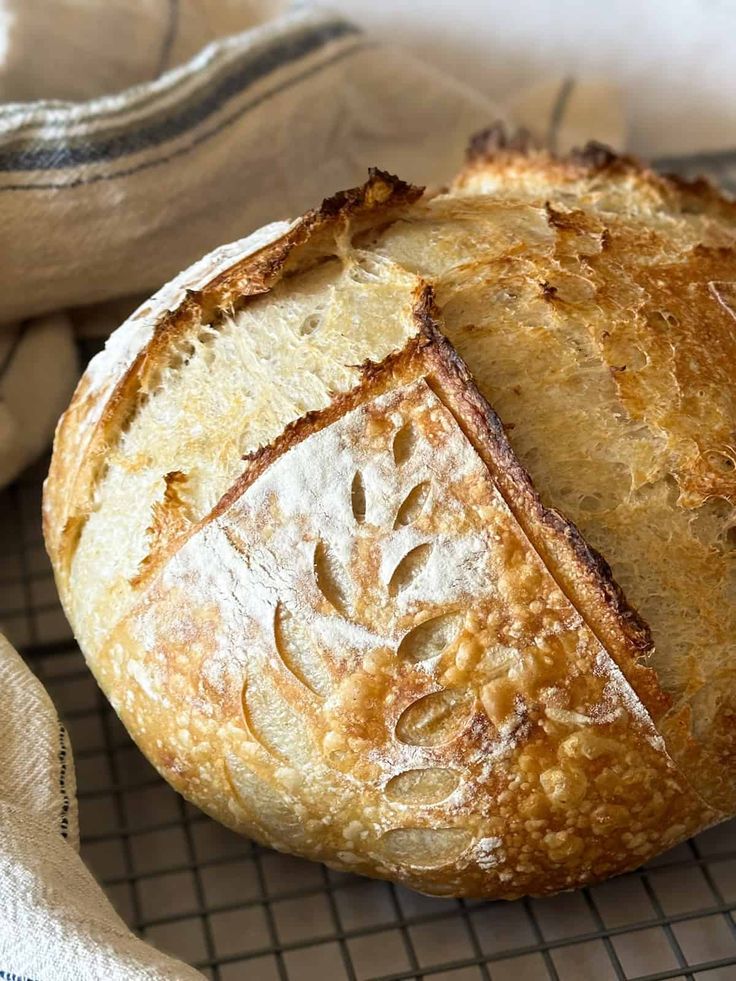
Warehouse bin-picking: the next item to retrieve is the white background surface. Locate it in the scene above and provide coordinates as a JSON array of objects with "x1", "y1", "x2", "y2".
[{"x1": 331, "y1": 0, "x2": 736, "y2": 156}]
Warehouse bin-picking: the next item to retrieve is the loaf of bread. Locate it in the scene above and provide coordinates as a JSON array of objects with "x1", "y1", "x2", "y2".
[{"x1": 44, "y1": 127, "x2": 736, "y2": 898}]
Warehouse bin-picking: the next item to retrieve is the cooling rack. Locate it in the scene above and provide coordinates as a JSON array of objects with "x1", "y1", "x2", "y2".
[{"x1": 2, "y1": 449, "x2": 736, "y2": 981}]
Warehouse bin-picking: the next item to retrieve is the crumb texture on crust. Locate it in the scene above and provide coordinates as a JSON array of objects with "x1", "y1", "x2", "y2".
[
  {"x1": 42, "y1": 221, "x2": 293, "y2": 564},
  {"x1": 50, "y1": 172, "x2": 423, "y2": 654},
  {"x1": 99, "y1": 351, "x2": 715, "y2": 898}
]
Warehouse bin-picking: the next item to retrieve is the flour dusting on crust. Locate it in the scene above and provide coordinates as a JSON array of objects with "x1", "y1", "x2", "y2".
[{"x1": 101, "y1": 358, "x2": 716, "y2": 898}]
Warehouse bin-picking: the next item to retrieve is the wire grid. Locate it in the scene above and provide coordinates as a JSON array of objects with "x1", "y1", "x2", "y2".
[{"x1": 2, "y1": 460, "x2": 736, "y2": 981}]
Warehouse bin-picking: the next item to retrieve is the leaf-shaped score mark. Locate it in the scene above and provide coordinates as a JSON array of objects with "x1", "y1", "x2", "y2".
[
  {"x1": 241, "y1": 677, "x2": 312, "y2": 765},
  {"x1": 225, "y1": 755, "x2": 307, "y2": 845},
  {"x1": 394, "y1": 481, "x2": 430, "y2": 528},
  {"x1": 395, "y1": 689, "x2": 473, "y2": 746},
  {"x1": 388, "y1": 543, "x2": 431, "y2": 597},
  {"x1": 397, "y1": 611, "x2": 463, "y2": 662},
  {"x1": 377, "y1": 827, "x2": 471, "y2": 868},
  {"x1": 274, "y1": 602, "x2": 332, "y2": 696},
  {"x1": 385, "y1": 767, "x2": 460, "y2": 805},
  {"x1": 351, "y1": 471, "x2": 366, "y2": 524},
  {"x1": 314, "y1": 540, "x2": 351, "y2": 617},
  {"x1": 392, "y1": 421, "x2": 416, "y2": 465}
]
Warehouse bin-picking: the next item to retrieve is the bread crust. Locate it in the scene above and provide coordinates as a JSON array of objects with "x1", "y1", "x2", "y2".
[
  {"x1": 95, "y1": 295, "x2": 718, "y2": 898},
  {"x1": 45, "y1": 148, "x2": 736, "y2": 898},
  {"x1": 452, "y1": 127, "x2": 736, "y2": 813},
  {"x1": 464, "y1": 121, "x2": 736, "y2": 223},
  {"x1": 43, "y1": 170, "x2": 422, "y2": 585}
]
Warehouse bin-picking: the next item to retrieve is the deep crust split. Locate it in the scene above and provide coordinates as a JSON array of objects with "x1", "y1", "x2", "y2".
[
  {"x1": 43, "y1": 168, "x2": 422, "y2": 577},
  {"x1": 44, "y1": 129, "x2": 736, "y2": 898}
]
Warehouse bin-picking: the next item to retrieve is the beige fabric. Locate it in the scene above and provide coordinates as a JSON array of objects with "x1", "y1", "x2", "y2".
[
  {"x1": 0, "y1": 634, "x2": 203, "y2": 980},
  {"x1": 0, "y1": 315, "x2": 78, "y2": 486}
]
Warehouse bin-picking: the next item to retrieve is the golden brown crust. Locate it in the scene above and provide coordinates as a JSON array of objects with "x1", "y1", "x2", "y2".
[
  {"x1": 45, "y1": 152, "x2": 736, "y2": 898},
  {"x1": 411, "y1": 295, "x2": 666, "y2": 722},
  {"x1": 129, "y1": 283, "x2": 674, "y2": 728},
  {"x1": 463, "y1": 121, "x2": 736, "y2": 222},
  {"x1": 96, "y1": 311, "x2": 718, "y2": 899},
  {"x1": 131, "y1": 470, "x2": 193, "y2": 587},
  {"x1": 445, "y1": 132, "x2": 736, "y2": 813}
]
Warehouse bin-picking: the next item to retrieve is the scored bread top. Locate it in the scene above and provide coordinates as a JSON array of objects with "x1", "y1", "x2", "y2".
[
  {"x1": 45, "y1": 171, "x2": 423, "y2": 645},
  {"x1": 97, "y1": 312, "x2": 715, "y2": 898},
  {"x1": 45, "y1": 132, "x2": 736, "y2": 896}
]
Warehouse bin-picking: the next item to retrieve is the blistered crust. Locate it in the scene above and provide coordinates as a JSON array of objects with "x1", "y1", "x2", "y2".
[
  {"x1": 413, "y1": 307, "x2": 666, "y2": 724},
  {"x1": 445, "y1": 128, "x2": 736, "y2": 811},
  {"x1": 462, "y1": 121, "x2": 736, "y2": 223},
  {"x1": 97, "y1": 325, "x2": 716, "y2": 898}
]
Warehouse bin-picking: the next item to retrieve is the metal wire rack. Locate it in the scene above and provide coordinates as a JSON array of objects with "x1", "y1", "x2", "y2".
[{"x1": 2, "y1": 450, "x2": 736, "y2": 981}]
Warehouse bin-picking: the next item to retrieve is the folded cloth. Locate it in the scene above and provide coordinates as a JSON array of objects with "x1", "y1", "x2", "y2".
[
  {"x1": 0, "y1": 316, "x2": 78, "y2": 488},
  {"x1": 0, "y1": 634, "x2": 203, "y2": 980},
  {"x1": 0, "y1": 1, "x2": 286, "y2": 103}
]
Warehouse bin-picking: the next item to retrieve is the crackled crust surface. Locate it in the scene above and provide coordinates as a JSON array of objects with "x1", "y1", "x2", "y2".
[
  {"x1": 376, "y1": 131, "x2": 736, "y2": 812},
  {"x1": 45, "y1": 137, "x2": 736, "y2": 896}
]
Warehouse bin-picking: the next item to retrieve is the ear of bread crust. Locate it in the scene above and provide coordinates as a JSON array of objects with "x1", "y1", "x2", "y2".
[
  {"x1": 43, "y1": 171, "x2": 423, "y2": 591},
  {"x1": 96, "y1": 298, "x2": 719, "y2": 899}
]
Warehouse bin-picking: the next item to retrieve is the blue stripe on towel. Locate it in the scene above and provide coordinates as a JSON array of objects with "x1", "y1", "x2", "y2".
[
  {"x1": 58, "y1": 724, "x2": 71, "y2": 840},
  {"x1": 0, "y1": 39, "x2": 369, "y2": 192},
  {"x1": 0, "y1": 18, "x2": 359, "y2": 172}
]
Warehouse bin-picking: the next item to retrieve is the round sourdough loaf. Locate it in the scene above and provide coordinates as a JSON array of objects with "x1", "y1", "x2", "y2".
[{"x1": 44, "y1": 128, "x2": 736, "y2": 898}]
